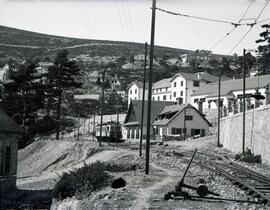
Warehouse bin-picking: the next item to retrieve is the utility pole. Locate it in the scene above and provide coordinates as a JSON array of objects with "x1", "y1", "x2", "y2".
[
  {"x1": 242, "y1": 49, "x2": 246, "y2": 155},
  {"x1": 217, "y1": 68, "x2": 221, "y2": 147},
  {"x1": 139, "y1": 42, "x2": 148, "y2": 156},
  {"x1": 92, "y1": 111, "x2": 96, "y2": 141},
  {"x1": 116, "y1": 93, "x2": 119, "y2": 146},
  {"x1": 145, "y1": 0, "x2": 156, "y2": 175},
  {"x1": 77, "y1": 113, "x2": 80, "y2": 140},
  {"x1": 99, "y1": 68, "x2": 106, "y2": 147}
]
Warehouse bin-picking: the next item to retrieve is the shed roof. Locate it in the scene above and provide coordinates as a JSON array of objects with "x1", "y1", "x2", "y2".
[
  {"x1": 0, "y1": 108, "x2": 25, "y2": 133},
  {"x1": 192, "y1": 74, "x2": 270, "y2": 98},
  {"x1": 124, "y1": 100, "x2": 175, "y2": 127},
  {"x1": 153, "y1": 103, "x2": 211, "y2": 126}
]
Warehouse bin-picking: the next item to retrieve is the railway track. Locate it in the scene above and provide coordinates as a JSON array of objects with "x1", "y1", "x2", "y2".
[
  {"x1": 171, "y1": 149, "x2": 270, "y2": 204},
  {"x1": 199, "y1": 161, "x2": 270, "y2": 204}
]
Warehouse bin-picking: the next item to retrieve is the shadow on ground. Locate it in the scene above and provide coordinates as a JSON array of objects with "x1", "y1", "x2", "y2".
[{"x1": 1, "y1": 188, "x2": 52, "y2": 209}]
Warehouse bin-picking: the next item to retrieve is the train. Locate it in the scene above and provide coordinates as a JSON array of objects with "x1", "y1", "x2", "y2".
[{"x1": 95, "y1": 121, "x2": 123, "y2": 142}]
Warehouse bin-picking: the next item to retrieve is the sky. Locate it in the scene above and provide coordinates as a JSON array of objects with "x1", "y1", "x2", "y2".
[{"x1": 0, "y1": 0, "x2": 269, "y2": 55}]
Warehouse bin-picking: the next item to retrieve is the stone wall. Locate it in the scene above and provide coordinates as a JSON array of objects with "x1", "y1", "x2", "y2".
[
  {"x1": 220, "y1": 104, "x2": 270, "y2": 165},
  {"x1": 0, "y1": 133, "x2": 19, "y2": 192}
]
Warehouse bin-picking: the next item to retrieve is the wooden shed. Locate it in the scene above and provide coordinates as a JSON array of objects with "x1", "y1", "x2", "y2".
[{"x1": 0, "y1": 108, "x2": 24, "y2": 193}]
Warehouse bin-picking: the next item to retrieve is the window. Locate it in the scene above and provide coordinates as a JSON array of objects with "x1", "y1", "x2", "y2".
[
  {"x1": 166, "y1": 87, "x2": 168, "y2": 92},
  {"x1": 170, "y1": 95, "x2": 172, "y2": 100},
  {"x1": 152, "y1": 97, "x2": 155, "y2": 101},
  {"x1": 173, "y1": 92, "x2": 176, "y2": 97},
  {"x1": 134, "y1": 97, "x2": 137, "y2": 100},
  {"x1": 172, "y1": 128, "x2": 182, "y2": 134},
  {"x1": 193, "y1": 81, "x2": 200, "y2": 87},
  {"x1": 163, "y1": 95, "x2": 166, "y2": 100},
  {"x1": 158, "y1": 96, "x2": 160, "y2": 101},
  {"x1": 5, "y1": 146, "x2": 11, "y2": 174},
  {"x1": 174, "y1": 82, "x2": 177, "y2": 87},
  {"x1": 180, "y1": 91, "x2": 183, "y2": 96},
  {"x1": 181, "y1": 81, "x2": 183, "y2": 86},
  {"x1": 185, "y1": 115, "x2": 193, "y2": 121},
  {"x1": 130, "y1": 90, "x2": 132, "y2": 94},
  {"x1": 135, "y1": 89, "x2": 137, "y2": 94}
]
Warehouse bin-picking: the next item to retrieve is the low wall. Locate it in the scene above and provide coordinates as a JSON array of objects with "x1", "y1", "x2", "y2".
[{"x1": 220, "y1": 104, "x2": 270, "y2": 165}]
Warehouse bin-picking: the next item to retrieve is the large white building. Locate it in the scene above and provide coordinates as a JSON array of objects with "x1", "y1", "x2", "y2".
[
  {"x1": 151, "y1": 72, "x2": 229, "y2": 104},
  {"x1": 191, "y1": 74, "x2": 270, "y2": 115}
]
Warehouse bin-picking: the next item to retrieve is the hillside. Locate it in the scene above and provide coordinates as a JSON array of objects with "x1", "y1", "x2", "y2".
[{"x1": 0, "y1": 25, "x2": 191, "y2": 63}]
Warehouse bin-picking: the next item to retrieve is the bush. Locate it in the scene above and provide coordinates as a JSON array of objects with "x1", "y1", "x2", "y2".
[
  {"x1": 234, "y1": 149, "x2": 262, "y2": 164},
  {"x1": 53, "y1": 161, "x2": 111, "y2": 200}
]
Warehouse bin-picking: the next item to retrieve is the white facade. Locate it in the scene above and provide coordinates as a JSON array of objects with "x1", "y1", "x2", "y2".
[
  {"x1": 127, "y1": 82, "x2": 148, "y2": 106},
  {"x1": 191, "y1": 75, "x2": 270, "y2": 116},
  {"x1": 153, "y1": 105, "x2": 210, "y2": 138}
]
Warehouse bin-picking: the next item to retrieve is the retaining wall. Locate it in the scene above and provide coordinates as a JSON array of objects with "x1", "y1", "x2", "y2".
[{"x1": 220, "y1": 104, "x2": 270, "y2": 165}]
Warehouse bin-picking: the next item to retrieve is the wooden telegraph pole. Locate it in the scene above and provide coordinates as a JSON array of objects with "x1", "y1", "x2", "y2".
[
  {"x1": 99, "y1": 68, "x2": 106, "y2": 147},
  {"x1": 242, "y1": 49, "x2": 246, "y2": 155},
  {"x1": 217, "y1": 68, "x2": 221, "y2": 147},
  {"x1": 145, "y1": 0, "x2": 156, "y2": 175},
  {"x1": 139, "y1": 42, "x2": 148, "y2": 156}
]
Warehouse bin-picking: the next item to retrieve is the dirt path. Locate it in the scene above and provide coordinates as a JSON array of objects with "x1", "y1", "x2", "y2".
[{"x1": 134, "y1": 163, "x2": 178, "y2": 210}]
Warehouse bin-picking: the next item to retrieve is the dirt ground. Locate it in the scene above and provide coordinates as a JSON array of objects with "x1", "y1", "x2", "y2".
[{"x1": 14, "y1": 134, "x2": 270, "y2": 210}]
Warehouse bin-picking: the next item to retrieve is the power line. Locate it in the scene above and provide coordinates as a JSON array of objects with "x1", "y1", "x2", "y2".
[
  {"x1": 239, "y1": 0, "x2": 255, "y2": 23},
  {"x1": 209, "y1": 0, "x2": 254, "y2": 51},
  {"x1": 228, "y1": 0, "x2": 270, "y2": 54},
  {"x1": 114, "y1": 0, "x2": 129, "y2": 41},
  {"x1": 228, "y1": 26, "x2": 254, "y2": 54},
  {"x1": 255, "y1": 0, "x2": 270, "y2": 21},
  {"x1": 156, "y1": 7, "x2": 244, "y2": 27},
  {"x1": 125, "y1": 0, "x2": 135, "y2": 42},
  {"x1": 209, "y1": 27, "x2": 237, "y2": 51}
]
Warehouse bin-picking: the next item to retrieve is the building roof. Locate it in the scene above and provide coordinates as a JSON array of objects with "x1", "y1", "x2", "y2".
[
  {"x1": 196, "y1": 72, "x2": 230, "y2": 83},
  {"x1": 127, "y1": 80, "x2": 149, "y2": 90},
  {"x1": 170, "y1": 71, "x2": 230, "y2": 83},
  {"x1": 124, "y1": 100, "x2": 175, "y2": 127},
  {"x1": 153, "y1": 78, "x2": 171, "y2": 89},
  {"x1": 192, "y1": 74, "x2": 270, "y2": 98},
  {"x1": 0, "y1": 108, "x2": 25, "y2": 133},
  {"x1": 153, "y1": 103, "x2": 211, "y2": 126},
  {"x1": 171, "y1": 72, "x2": 199, "y2": 82}
]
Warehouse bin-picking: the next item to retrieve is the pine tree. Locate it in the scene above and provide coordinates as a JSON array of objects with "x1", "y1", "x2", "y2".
[
  {"x1": 2, "y1": 60, "x2": 45, "y2": 127},
  {"x1": 48, "y1": 50, "x2": 82, "y2": 139},
  {"x1": 256, "y1": 23, "x2": 270, "y2": 75}
]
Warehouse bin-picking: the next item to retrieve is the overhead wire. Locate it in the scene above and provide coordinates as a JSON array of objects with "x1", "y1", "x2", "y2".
[
  {"x1": 114, "y1": 0, "x2": 129, "y2": 41},
  {"x1": 209, "y1": 0, "x2": 254, "y2": 51},
  {"x1": 228, "y1": 0, "x2": 270, "y2": 54},
  {"x1": 118, "y1": 0, "x2": 133, "y2": 43}
]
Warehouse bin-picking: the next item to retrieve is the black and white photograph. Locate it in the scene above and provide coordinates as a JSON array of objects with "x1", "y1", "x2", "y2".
[{"x1": 0, "y1": 0, "x2": 270, "y2": 209}]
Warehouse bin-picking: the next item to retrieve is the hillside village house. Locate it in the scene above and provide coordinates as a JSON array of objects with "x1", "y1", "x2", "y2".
[
  {"x1": 151, "y1": 72, "x2": 230, "y2": 104},
  {"x1": 153, "y1": 103, "x2": 211, "y2": 140},
  {"x1": 124, "y1": 100, "x2": 174, "y2": 140},
  {"x1": 0, "y1": 108, "x2": 24, "y2": 193},
  {"x1": 191, "y1": 74, "x2": 270, "y2": 115},
  {"x1": 127, "y1": 81, "x2": 149, "y2": 106}
]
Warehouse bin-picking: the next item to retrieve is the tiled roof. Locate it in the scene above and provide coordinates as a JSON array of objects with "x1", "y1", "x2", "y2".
[
  {"x1": 192, "y1": 74, "x2": 270, "y2": 97},
  {"x1": 124, "y1": 100, "x2": 175, "y2": 126},
  {"x1": 153, "y1": 78, "x2": 171, "y2": 89},
  {"x1": 0, "y1": 108, "x2": 25, "y2": 133},
  {"x1": 153, "y1": 103, "x2": 211, "y2": 126}
]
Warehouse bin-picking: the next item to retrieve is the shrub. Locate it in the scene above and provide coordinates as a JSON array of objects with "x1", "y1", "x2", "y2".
[
  {"x1": 234, "y1": 149, "x2": 262, "y2": 164},
  {"x1": 53, "y1": 161, "x2": 111, "y2": 200}
]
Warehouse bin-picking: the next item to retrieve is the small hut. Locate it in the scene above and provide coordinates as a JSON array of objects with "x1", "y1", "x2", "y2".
[{"x1": 0, "y1": 108, "x2": 24, "y2": 193}]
